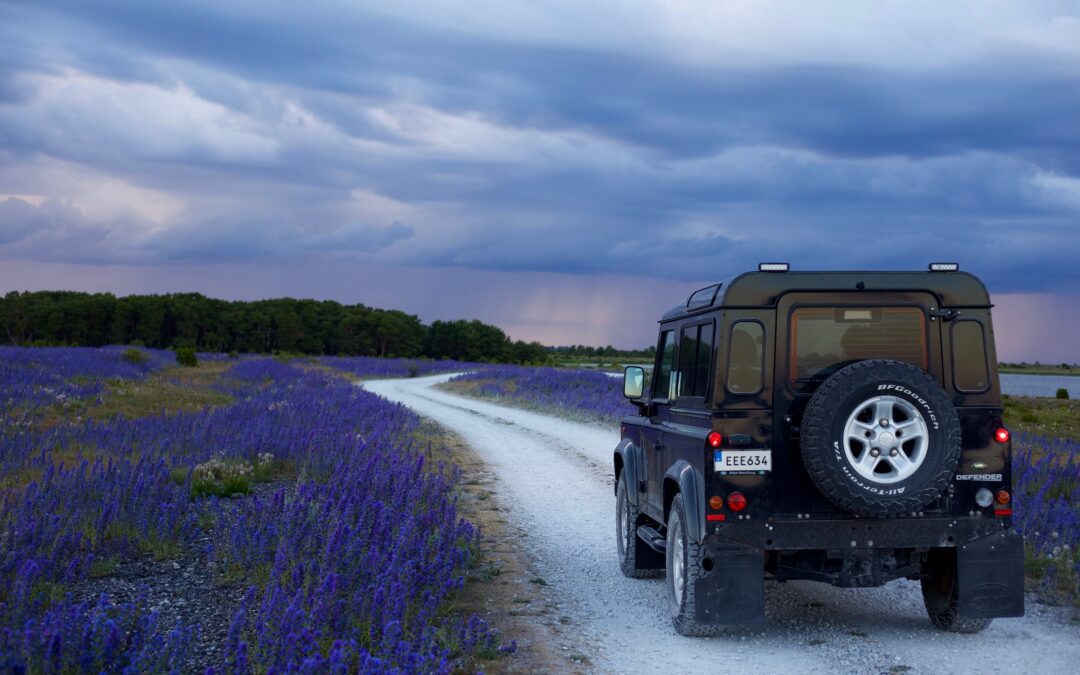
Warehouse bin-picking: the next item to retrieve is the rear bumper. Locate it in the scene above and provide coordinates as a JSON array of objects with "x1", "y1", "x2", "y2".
[
  {"x1": 711, "y1": 514, "x2": 1009, "y2": 550},
  {"x1": 690, "y1": 521, "x2": 1024, "y2": 625}
]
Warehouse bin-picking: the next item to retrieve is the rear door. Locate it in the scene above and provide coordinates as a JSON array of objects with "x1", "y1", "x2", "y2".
[
  {"x1": 773, "y1": 292, "x2": 943, "y2": 514},
  {"x1": 663, "y1": 316, "x2": 717, "y2": 482}
]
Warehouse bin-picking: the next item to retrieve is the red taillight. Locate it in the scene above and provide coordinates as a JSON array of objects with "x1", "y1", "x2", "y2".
[
  {"x1": 707, "y1": 432, "x2": 723, "y2": 448},
  {"x1": 727, "y1": 492, "x2": 747, "y2": 512},
  {"x1": 994, "y1": 428, "x2": 1010, "y2": 444},
  {"x1": 996, "y1": 489, "x2": 1011, "y2": 505},
  {"x1": 706, "y1": 514, "x2": 726, "y2": 522}
]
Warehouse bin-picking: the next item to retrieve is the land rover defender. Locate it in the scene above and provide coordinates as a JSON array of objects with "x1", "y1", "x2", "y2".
[{"x1": 614, "y1": 264, "x2": 1024, "y2": 636}]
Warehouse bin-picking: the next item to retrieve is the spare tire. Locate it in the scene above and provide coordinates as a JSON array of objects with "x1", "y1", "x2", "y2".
[{"x1": 800, "y1": 359, "x2": 961, "y2": 518}]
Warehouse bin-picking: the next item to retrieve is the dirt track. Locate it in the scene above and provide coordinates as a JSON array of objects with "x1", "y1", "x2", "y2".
[{"x1": 365, "y1": 374, "x2": 1080, "y2": 674}]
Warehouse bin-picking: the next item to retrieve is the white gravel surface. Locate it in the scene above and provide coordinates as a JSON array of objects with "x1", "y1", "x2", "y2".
[{"x1": 364, "y1": 374, "x2": 1080, "y2": 674}]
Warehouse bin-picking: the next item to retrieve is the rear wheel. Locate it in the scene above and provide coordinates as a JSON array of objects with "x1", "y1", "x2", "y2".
[
  {"x1": 616, "y1": 474, "x2": 662, "y2": 578},
  {"x1": 921, "y1": 549, "x2": 992, "y2": 633},
  {"x1": 666, "y1": 494, "x2": 723, "y2": 636}
]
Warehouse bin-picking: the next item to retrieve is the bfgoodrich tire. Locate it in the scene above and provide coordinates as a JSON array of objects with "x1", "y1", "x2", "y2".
[
  {"x1": 666, "y1": 494, "x2": 723, "y2": 637},
  {"x1": 616, "y1": 474, "x2": 663, "y2": 578},
  {"x1": 921, "y1": 548, "x2": 992, "y2": 633},
  {"x1": 800, "y1": 359, "x2": 961, "y2": 518}
]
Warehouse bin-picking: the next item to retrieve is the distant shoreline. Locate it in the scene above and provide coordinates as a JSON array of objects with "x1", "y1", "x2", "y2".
[{"x1": 999, "y1": 366, "x2": 1080, "y2": 377}]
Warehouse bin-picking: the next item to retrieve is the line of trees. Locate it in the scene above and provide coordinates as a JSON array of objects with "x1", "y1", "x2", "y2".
[
  {"x1": 0, "y1": 291, "x2": 549, "y2": 363},
  {"x1": 549, "y1": 344, "x2": 656, "y2": 359}
]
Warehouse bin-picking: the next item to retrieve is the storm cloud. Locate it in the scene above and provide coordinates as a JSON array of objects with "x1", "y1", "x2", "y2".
[{"x1": 1, "y1": 1, "x2": 1079, "y2": 338}]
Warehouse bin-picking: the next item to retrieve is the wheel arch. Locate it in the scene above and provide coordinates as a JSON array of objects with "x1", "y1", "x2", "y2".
[
  {"x1": 664, "y1": 460, "x2": 706, "y2": 543},
  {"x1": 614, "y1": 438, "x2": 640, "y2": 505}
]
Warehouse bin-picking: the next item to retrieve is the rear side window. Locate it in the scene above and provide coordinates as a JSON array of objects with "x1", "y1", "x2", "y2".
[
  {"x1": 952, "y1": 320, "x2": 990, "y2": 392},
  {"x1": 790, "y1": 307, "x2": 926, "y2": 383},
  {"x1": 727, "y1": 321, "x2": 764, "y2": 394},
  {"x1": 654, "y1": 330, "x2": 676, "y2": 399},
  {"x1": 677, "y1": 322, "x2": 714, "y2": 399}
]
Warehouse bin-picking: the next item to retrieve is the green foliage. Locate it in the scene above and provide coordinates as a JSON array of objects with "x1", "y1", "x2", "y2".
[
  {"x1": 182, "y1": 453, "x2": 275, "y2": 499},
  {"x1": 424, "y1": 319, "x2": 548, "y2": 364},
  {"x1": 120, "y1": 347, "x2": 148, "y2": 365},
  {"x1": 175, "y1": 347, "x2": 198, "y2": 368},
  {"x1": 1004, "y1": 395, "x2": 1080, "y2": 441},
  {"x1": 1057, "y1": 387, "x2": 1070, "y2": 400},
  {"x1": 188, "y1": 457, "x2": 252, "y2": 499},
  {"x1": 0, "y1": 289, "x2": 616, "y2": 365}
]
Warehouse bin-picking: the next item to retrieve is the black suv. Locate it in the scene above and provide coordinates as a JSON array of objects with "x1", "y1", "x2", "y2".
[{"x1": 614, "y1": 264, "x2": 1024, "y2": 636}]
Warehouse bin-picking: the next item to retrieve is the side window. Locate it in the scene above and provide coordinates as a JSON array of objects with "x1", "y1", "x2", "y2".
[
  {"x1": 653, "y1": 330, "x2": 676, "y2": 399},
  {"x1": 677, "y1": 322, "x2": 715, "y2": 399},
  {"x1": 952, "y1": 320, "x2": 990, "y2": 393},
  {"x1": 727, "y1": 321, "x2": 764, "y2": 394}
]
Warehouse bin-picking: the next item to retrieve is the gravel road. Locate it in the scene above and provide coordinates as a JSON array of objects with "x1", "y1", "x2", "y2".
[{"x1": 365, "y1": 374, "x2": 1079, "y2": 674}]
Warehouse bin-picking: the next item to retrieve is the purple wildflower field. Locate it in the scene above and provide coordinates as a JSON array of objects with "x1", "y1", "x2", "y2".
[
  {"x1": 450, "y1": 366, "x2": 1080, "y2": 593},
  {"x1": 1, "y1": 349, "x2": 502, "y2": 672},
  {"x1": 447, "y1": 366, "x2": 632, "y2": 424},
  {"x1": 1, "y1": 346, "x2": 173, "y2": 413}
]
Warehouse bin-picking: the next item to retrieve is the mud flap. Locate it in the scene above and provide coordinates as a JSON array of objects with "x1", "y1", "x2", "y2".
[
  {"x1": 957, "y1": 530, "x2": 1025, "y2": 619},
  {"x1": 695, "y1": 541, "x2": 765, "y2": 624}
]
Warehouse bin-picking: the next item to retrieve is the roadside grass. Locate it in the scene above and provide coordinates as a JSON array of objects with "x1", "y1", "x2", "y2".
[
  {"x1": 1024, "y1": 547, "x2": 1079, "y2": 606},
  {"x1": 84, "y1": 361, "x2": 236, "y2": 421},
  {"x1": 10, "y1": 361, "x2": 237, "y2": 432},
  {"x1": 438, "y1": 378, "x2": 590, "y2": 424},
  {"x1": 437, "y1": 376, "x2": 618, "y2": 426},
  {"x1": 408, "y1": 420, "x2": 585, "y2": 671},
  {"x1": 1004, "y1": 395, "x2": 1080, "y2": 444}
]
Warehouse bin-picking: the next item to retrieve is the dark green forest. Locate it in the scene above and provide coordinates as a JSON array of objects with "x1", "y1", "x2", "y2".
[{"x1": 0, "y1": 291, "x2": 549, "y2": 363}]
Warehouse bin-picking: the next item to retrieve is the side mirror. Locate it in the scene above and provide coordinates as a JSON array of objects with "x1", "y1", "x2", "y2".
[{"x1": 623, "y1": 366, "x2": 645, "y2": 399}]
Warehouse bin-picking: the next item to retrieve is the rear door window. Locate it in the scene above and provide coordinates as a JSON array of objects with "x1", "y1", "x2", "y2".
[
  {"x1": 727, "y1": 321, "x2": 764, "y2": 394},
  {"x1": 790, "y1": 306, "x2": 926, "y2": 384},
  {"x1": 952, "y1": 320, "x2": 990, "y2": 392}
]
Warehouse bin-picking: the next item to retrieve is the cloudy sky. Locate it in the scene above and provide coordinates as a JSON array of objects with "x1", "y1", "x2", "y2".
[{"x1": 1, "y1": 1, "x2": 1079, "y2": 359}]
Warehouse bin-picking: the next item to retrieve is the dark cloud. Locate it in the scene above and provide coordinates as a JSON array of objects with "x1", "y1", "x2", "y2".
[{"x1": 1, "y1": 0, "x2": 1078, "y2": 298}]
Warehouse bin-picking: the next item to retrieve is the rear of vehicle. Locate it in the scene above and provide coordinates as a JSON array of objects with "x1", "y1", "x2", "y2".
[{"x1": 615, "y1": 266, "x2": 1024, "y2": 636}]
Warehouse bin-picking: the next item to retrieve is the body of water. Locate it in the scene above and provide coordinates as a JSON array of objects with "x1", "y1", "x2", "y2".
[{"x1": 1000, "y1": 373, "x2": 1079, "y2": 398}]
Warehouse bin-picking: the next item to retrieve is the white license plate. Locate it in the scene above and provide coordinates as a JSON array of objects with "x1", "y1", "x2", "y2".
[{"x1": 714, "y1": 450, "x2": 772, "y2": 474}]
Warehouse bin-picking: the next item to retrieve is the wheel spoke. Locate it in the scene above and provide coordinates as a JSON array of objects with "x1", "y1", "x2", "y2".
[
  {"x1": 874, "y1": 400, "x2": 895, "y2": 425},
  {"x1": 851, "y1": 419, "x2": 877, "y2": 433},
  {"x1": 856, "y1": 449, "x2": 880, "y2": 471},
  {"x1": 846, "y1": 433, "x2": 870, "y2": 447},
  {"x1": 887, "y1": 450, "x2": 914, "y2": 474},
  {"x1": 894, "y1": 420, "x2": 924, "y2": 441}
]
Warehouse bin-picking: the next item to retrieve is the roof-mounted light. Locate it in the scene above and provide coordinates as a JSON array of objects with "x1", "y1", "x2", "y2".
[
  {"x1": 929, "y1": 262, "x2": 959, "y2": 272},
  {"x1": 758, "y1": 262, "x2": 789, "y2": 272}
]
